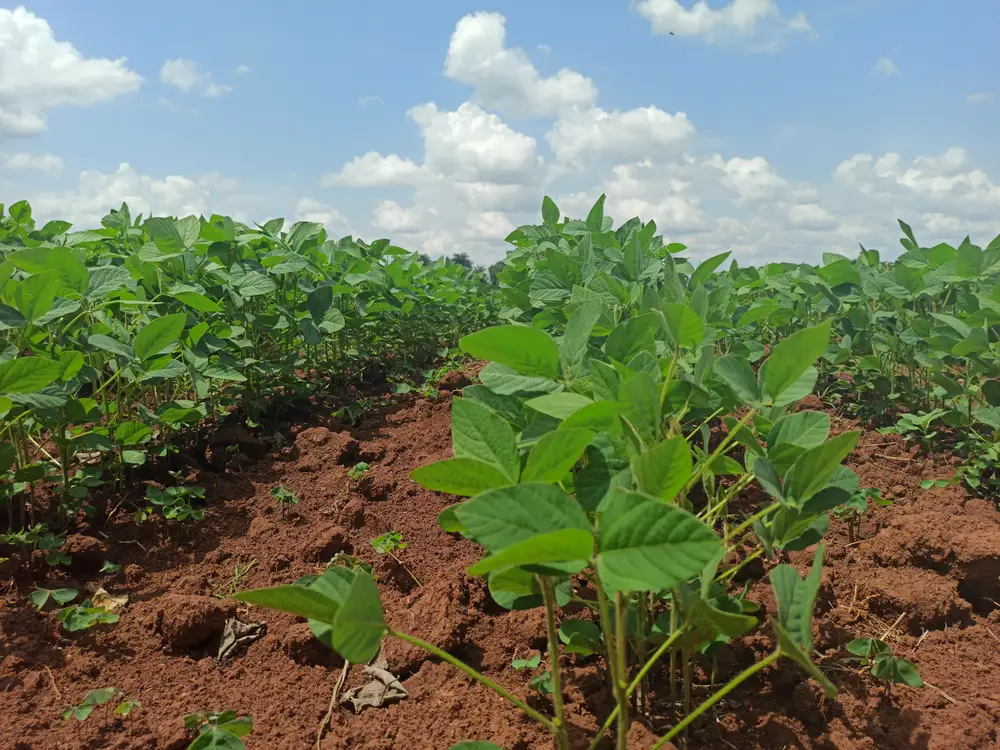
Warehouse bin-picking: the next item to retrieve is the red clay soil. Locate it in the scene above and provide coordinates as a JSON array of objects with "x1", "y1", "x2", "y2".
[{"x1": 2, "y1": 390, "x2": 999, "y2": 750}]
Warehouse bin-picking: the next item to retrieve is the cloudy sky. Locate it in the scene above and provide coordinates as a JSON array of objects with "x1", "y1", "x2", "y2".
[{"x1": 0, "y1": 0, "x2": 997, "y2": 264}]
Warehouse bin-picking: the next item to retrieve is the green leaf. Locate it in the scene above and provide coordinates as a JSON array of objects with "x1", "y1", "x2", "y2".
[
  {"x1": 558, "y1": 619, "x2": 603, "y2": 656},
  {"x1": 605, "y1": 313, "x2": 659, "y2": 363},
  {"x1": 597, "y1": 490, "x2": 723, "y2": 592},
  {"x1": 188, "y1": 728, "x2": 247, "y2": 750},
  {"x1": 586, "y1": 194, "x2": 606, "y2": 232},
  {"x1": 307, "y1": 285, "x2": 334, "y2": 322},
  {"x1": 134, "y1": 313, "x2": 187, "y2": 361},
  {"x1": 146, "y1": 217, "x2": 186, "y2": 254},
  {"x1": 773, "y1": 621, "x2": 837, "y2": 698},
  {"x1": 714, "y1": 356, "x2": 760, "y2": 402},
  {"x1": 468, "y1": 528, "x2": 594, "y2": 575},
  {"x1": 236, "y1": 272, "x2": 276, "y2": 297},
  {"x1": 331, "y1": 571, "x2": 386, "y2": 663},
  {"x1": 10, "y1": 272, "x2": 58, "y2": 323},
  {"x1": 522, "y1": 428, "x2": 594, "y2": 483},
  {"x1": 618, "y1": 372, "x2": 660, "y2": 442},
  {"x1": 172, "y1": 291, "x2": 221, "y2": 313},
  {"x1": 455, "y1": 483, "x2": 590, "y2": 552},
  {"x1": 760, "y1": 320, "x2": 832, "y2": 403},
  {"x1": 411, "y1": 458, "x2": 513, "y2": 496},
  {"x1": 541, "y1": 195, "x2": 560, "y2": 225},
  {"x1": 770, "y1": 544, "x2": 824, "y2": 654},
  {"x1": 631, "y1": 436, "x2": 692, "y2": 502},
  {"x1": 525, "y1": 392, "x2": 593, "y2": 420},
  {"x1": 460, "y1": 326, "x2": 559, "y2": 379},
  {"x1": 769, "y1": 412, "x2": 831, "y2": 450},
  {"x1": 561, "y1": 401, "x2": 621, "y2": 433},
  {"x1": 478, "y1": 362, "x2": 562, "y2": 396},
  {"x1": 451, "y1": 399, "x2": 520, "y2": 482},
  {"x1": 234, "y1": 585, "x2": 339, "y2": 622},
  {"x1": 0, "y1": 356, "x2": 62, "y2": 394},
  {"x1": 784, "y1": 431, "x2": 860, "y2": 506},
  {"x1": 559, "y1": 300, "x2": 602, "y2": 379},
  {"x1": 88, "y1": 334, "x2": 133, "y2": 359},
  {"x1": 661, "y1": 303, "x2": 704, "y2": 348}
]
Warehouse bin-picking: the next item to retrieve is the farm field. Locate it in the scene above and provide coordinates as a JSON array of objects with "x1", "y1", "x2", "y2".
[{"x1": 1, "y1": 195, "x2": 999, "y2": 750}]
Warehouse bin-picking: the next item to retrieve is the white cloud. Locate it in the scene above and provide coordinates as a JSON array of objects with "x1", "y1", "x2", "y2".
[
  {"x1": 159, "y1": 58, "x2": 232, "y2": 98},
  {"x1": 408, "y1": 102, "x2": 542, "y2": 183},
  {"x1": 320, "y1": 152, "x2": 429, "y2": 188},
  {"x1": 358, "y1": 95, "x2": 383, "y2": 107},
  {"x1": 295, "y1": 197, "x2": 349, "y2": 234},
  {"x1": 871, "y1": 57, "x2": 900, "y2": 77},
  {"x1": 444, "y1": 12, "x2": 597, "y2": 117},
  {"x1": 634, "y1": 0, "x2": 812, "y2": 44},
  {"x1": 233, "y1": 64, "x2": 251, "y2": 75},
  {"x1": 1, "y1": 151, "x2": 64, "y2": 175},
  {"x1": 0, "y1": 6, "x2": 141, "y2": 137},
  {"x1": 547, "y1": 106, "x2": 695, "y2": 165},
  {"x1": 965, "y1": 91, "x2": 996, "y2": 105},
  {"x1": 372, "y1": 200, "x2": 438, "y2": 233},
  {"x1": 466, "y1": 210, "x2": 516, "y2": 239},
  {"x1": 787, "y1": 202, "x2": 835, "y2": 230}
]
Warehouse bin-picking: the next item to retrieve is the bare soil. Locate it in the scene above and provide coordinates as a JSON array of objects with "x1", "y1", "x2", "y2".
[{"x1": 2, "y1": 386, "x2": 999, "y2": 750}]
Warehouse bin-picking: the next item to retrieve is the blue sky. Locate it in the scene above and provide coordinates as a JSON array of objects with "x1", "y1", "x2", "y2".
[{"x1": 1, "y1": 0, "x2": 998, "y2": 263}]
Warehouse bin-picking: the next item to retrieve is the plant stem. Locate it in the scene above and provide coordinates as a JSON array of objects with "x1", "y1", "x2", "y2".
[
  {"x1": 388, "y1": 630, "x2": 557, "y2": 734},
  {"x1": 540, "y1": 576, "x2": 569, "y2": 750},
  {"x1": 649, "y1": 650, "x2": 781, "y2": 749},
  {"x1": 723, "y1": 502, "x2": 778, "y2": 545},
  {"x1": 614, "y1": 592, "x2": 629, "y2": 750}
]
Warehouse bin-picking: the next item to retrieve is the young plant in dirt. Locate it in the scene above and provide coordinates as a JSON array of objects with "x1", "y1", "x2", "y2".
[
  {"x1": 512, "y1": 652, "x2": 553, "y2": 697},
  {"x1": 57, "y1": 596, "x2": 120, "y2": 632},
  {"x1": 183, "y1": 711, "x2": 253, "y2": 750},
  {"x1": 269, "y1": 485, "x2": 301, "y2": 518},
  {"x1": 60, "y1": 687, "x2": 135, "y2": 723},
  {"x1": 141, "y1": 483, "x2": 206, "y2": 523},
  {"x1": 214, "y1": 558, "x2": 258, "y2": 599},
  {"x1": 235, "y1": 285, "x2": 850, "y2": 750},
  {"x1": 31, "y1": 586, "x2": 79, "y2": 610},
  {"x1": 847, "y1": 637, "x2": 923, "y2": 699},
  {"x1": 833, "y1": 487, "x2": 893, "y2": 543},
  {"x1": 370, "y1": 530, "x2": 422, "y2": 588},
  {"x1": 346, "y1": 462, "x2": 370, "y2": 480}
]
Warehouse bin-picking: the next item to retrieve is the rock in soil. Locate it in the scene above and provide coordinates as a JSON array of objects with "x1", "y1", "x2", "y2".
[
  {"x1": 154, "y1": 594, "x2": 234, "y2": 649},
  {"x1": 301, "y1": 523, "x2": 353, "y2": 562},
  {"x1": 62, "y1": 533, "x2": 108, "y2": 570}
]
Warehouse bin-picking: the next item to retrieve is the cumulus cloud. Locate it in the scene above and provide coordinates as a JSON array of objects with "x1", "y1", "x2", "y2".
[
  {"x1": 634, "y1": 0, "x2": 812, "y2": 45},
  {"x1": 0, "y1": 6, "x2": 141, "y2": 137},
  {"x1": 1, "y1": 151, "x2": 64, "y2": 175},
  {"x1": 547, "y1": 106, "x2": 695, "y2": 166},
  {"x1": 160, "y1": 59, "x2": 232, "y2": 98},
  {"x1": 320, "y1": 152, "x2": 429, "y2": 188},
  {"x1": 965, "y1": 92, "x2": 996, "y2": 105},
  {"x1": 295, "y1": 197, "x2": 349, "y2": 234},
  {"x1": 444, "y1": 11, "x2": 597, "y2": 116}
]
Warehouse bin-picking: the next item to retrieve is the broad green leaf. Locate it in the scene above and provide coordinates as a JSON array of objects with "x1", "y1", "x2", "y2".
[
  {"x1": 689, "y1": 251, "x2": 731, "y2": 290},
  {"x1": 172, "y1": 291, "x2": 221, "y2": 313},
  {"x1": 9, "y1": 272, "x2": 58, "y2": 323},
  {"x1": 188, "y1": 728, "x2": 247, "y2": 750},
  {"x1": 618, "y1": 372, "x2": 660, "y2": 442},
  {"x1": 769, "y1": 412, "x2": 831, "y2": 450},
  {"x1": 586, "y1": 194, "x2": 606, "y2": 232},
  {"x1": 237, "y1": 272, "x2": 276, "y2": 297},
  {"x1": 307, "y1": 285, "x2": 334, "y2": 322},
  {"x1": 560, "y1": 401, "x2": 621, "y2": 433},
  {"x1": 760, "y1": 320, "x2": 832, "y2": 402},
  {"x1": 0, "y1": 356, "x2": 62, "y2": 394},
  {"x1": 558, "y1": 619, "x2": 603, "y2": 656},
  {"x1": 134, "y1": 313, "x2": 187, "y2": 361},
  {"x1": 451, "y1": 399, "x2": 520, "y2": 482},
  {"x1": 525, "y1": 392, "x2": 593, "y2": 420},
  {"x1": 773, "y1": 621, "x2": 837, "y2": 698},
  {"x1": 770, "y1": 544, "x2": 824, "y2": 654},
  {"x1": 478, "y1": 362, "x2": 562, "y2": 396},
  {"x1": 784, "y1": 431, "x2": 860, "y2": 506},
  {"x1": 146, "y1": 217, "x2": 186, "y2": 254},
  {"x1": 605, "y1": 313, "x2": 659, "y2": 363},
  {"x1": 411, "y1": 458, "x2": 513, "y2": 496},
  {"x1": 455, "y1": 483, "x2": 590, "y2": 552},
  {"x1": 661, "y1": 303, "x2": 703, "y2": 348},
  {"x1": 522, "y1": 428, "x2": 594, "y2": 483},
  {"x1": 460, "y1": 326, "x2": 560, "y2": 379},
  {"x1": 559, "y1": 300, "x2": 602, "y2": 379},
  {"x1": 714, "y1": 356, "x2": 760, "y2": 402},
  {"x1": 631, "y1": 436, "x2": 692, "y2": 502},
  {"x1": 468, "y1": 528, "x2": 594, "y2": 575},
  {"x1": 235, "y1": 585, "x2": 339, "y2": 622},
  {"x1": 541, "y1": 195, "x2": 560, "y2": 225},
  {"x1": 597, "y1": 490, "x2": 723, "y2": 592},
  {"x1": 331, "y1": 571, "x2": 386, "y2": 663}
]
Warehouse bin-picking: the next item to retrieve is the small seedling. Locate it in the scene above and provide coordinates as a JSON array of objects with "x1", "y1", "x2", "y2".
[
  {"x1": 920, "y1": 478, "x2": 954, "y2": 490},
  {"x1": 145, "y1": 484, "x2": 206, "y2": 522},
  {"x1": 370, "y1": 531, "x2": 421, "y2": 588},
  {"x1": 184, "y1": 710, "x2": 253, "y2": 750},
  {"x1": 58, "y1": 600, "x2": 120, "y2": 632},
  {"x1": 100, "y1": 560, "x2": 122, "y2": 574},
  {"x1": 214, "y1": 558, "x2": 258, "y2": 599},
  {"x1": 61, "y1": 687, "x2": 121, "y2": 721},
  {"x1": 347, "y1": 462, "x2": 371, "y2": 480},
  {"x1": 512, "y1": 653, "x2": 552, "y2": 697},
  {"x1": 31, "y1": 587, "x2": 79, "y2": 610},
  {"x1": 848, "y1": 637, "x2": 924, "y2": 699},
  {"x1": 114, "y1": 698, "x2": 142, "y2": 717},
  {"x1": 833, "y1": 487, "x2": 893, "y2": 543},
  {"x1": 269, "y1": 485, "x2": 301, "y2": 518}
]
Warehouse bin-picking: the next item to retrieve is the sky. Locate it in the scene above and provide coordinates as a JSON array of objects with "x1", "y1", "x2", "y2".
[{"x1": 0, "y1": 0, "x2": 998, "y2": 265}]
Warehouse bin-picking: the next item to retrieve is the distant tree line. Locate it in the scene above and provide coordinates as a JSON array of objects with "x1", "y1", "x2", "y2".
[{"x1": 416, "y1": 251, "x2": 504, "y2": 286}]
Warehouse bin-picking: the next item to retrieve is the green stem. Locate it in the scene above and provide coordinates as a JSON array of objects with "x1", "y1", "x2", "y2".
[
  {"x1": 723, "y1": 502, "x2": 778, "y2": 545},
  {"x1": 683, "y1": 409, "x2": 757, "y2": 495},
  {"x1": 615, "y1": 592, "x2": 629, "y2": 750},
  {"x1": 388, "y1": 630, "x2": 557, "y2": 734},
  {"x1": 649, "y1": 651, "x2": 781, "y2": 749},
  {"x1": 540, "y1": 577, "x2": 569, "y2": 750}
]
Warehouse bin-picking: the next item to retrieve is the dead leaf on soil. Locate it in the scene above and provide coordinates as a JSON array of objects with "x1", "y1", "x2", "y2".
[
  {"x1": 340, "y1": 656, "x2": 407, "y2": 713},
  {"x1": 91, "y1": 587, "x2": 128, "y2": 612},
  {"x1": 217, "y1": 617, "x2": 267, "y2": 661}
]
